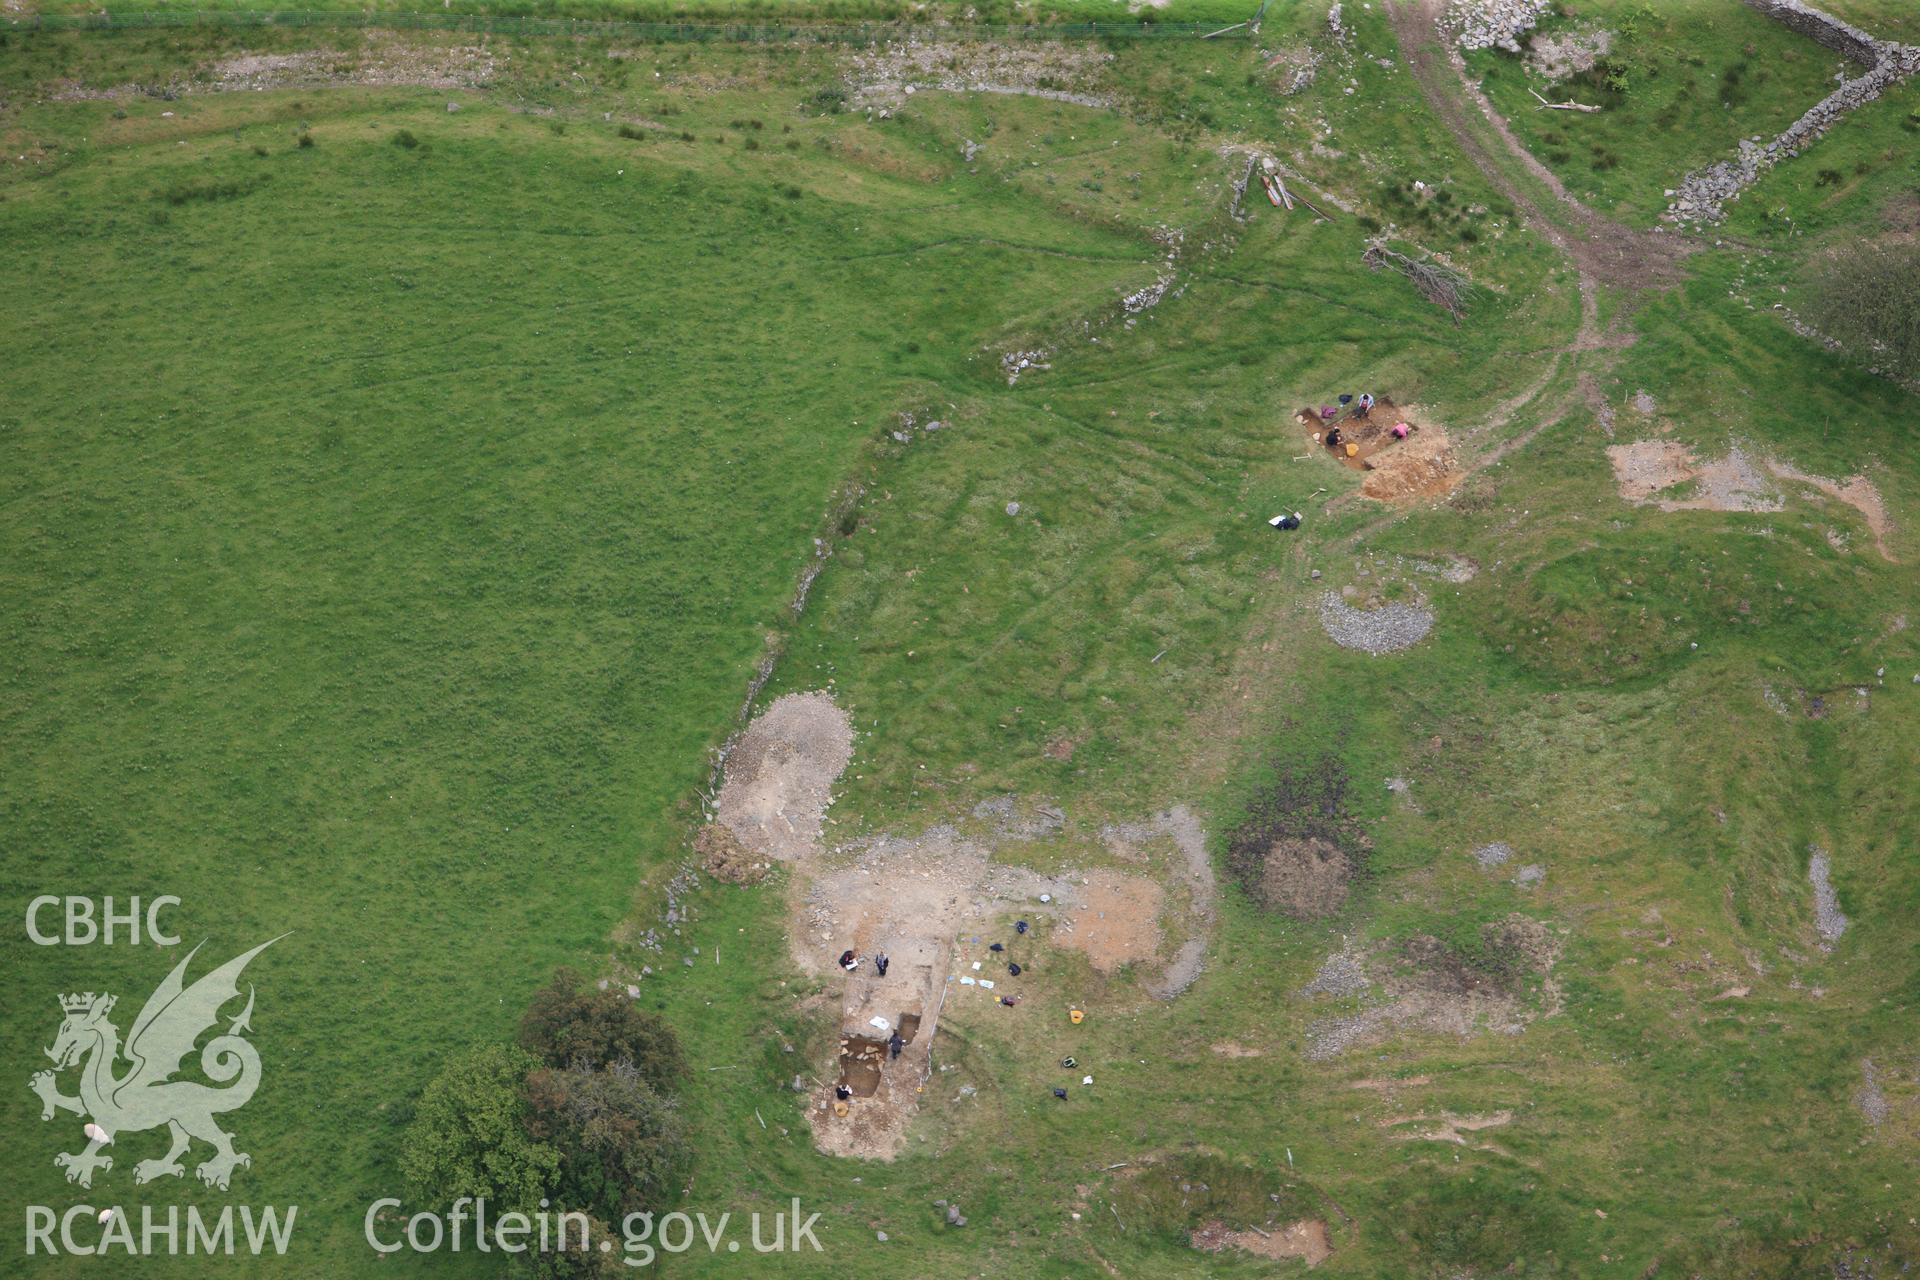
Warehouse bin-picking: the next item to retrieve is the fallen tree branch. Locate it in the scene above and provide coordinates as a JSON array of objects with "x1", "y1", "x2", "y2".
[
  {"x1": 1363, "y1": 242, "x2": 1475, "y2": 323},
  {"x1": 1529, "y1": 87, "x2": 1602, "y2": 113}
]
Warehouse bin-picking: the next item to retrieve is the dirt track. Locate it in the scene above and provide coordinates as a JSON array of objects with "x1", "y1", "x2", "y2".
[
  {"x1": 1385, "y1": 0, "x2": 1688, "y2": 309},
  {"x1": 1382, "y1": 0, "x2": 1694, "y2": 487}
]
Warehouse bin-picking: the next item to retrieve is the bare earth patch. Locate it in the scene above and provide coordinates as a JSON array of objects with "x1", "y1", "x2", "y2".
[
  {"x1": 1260, "y1": 836, "x2": 1356, "y2": 920},
  {"x1": 1606, "y1": 439, "x2": 1781, "y2": 512},
  {"x1": 846, "y1": 41, "x2": 1112, "y2": 110},
  {"x1": 1361, "y1": 426, "x2": 1463, "y2": 504},
  {"x1": 1608, "y1": 442, "x2": 1897, "y2": 559},
  {"x1": 1303, "y1": 915, "x2": 1563, "y2": 1059},
  {"x1": 714, "y1": 690, "x2": 854, "y2": 863},
  {"x1": 1192, "y1": 1218, "x2": 1333, "y2": 1267},
  {"x1": 1381, "y1": 1109, "x2": 1514, "y2": 1147},
  {"x1": 47, "y1": 44, "x2": 499, "y2": 100},
  {"x1": 1767, "y1": 460, "x2": 1897, "y2": 561},
  {"x1": 707, "y1": 694, "x2": 1217, "y2": 1160},
  {"x1": 1056, "y1": 870, "x2": 1163, "y2": 973}
]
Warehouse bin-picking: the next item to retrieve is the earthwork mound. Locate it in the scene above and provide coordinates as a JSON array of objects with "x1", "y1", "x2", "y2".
[
  {"x1": 1259, "y1": 836, "x2": 1356, "y2": 920},
  {"x1": 1226, "y1": 754, "x2": 1369, "y2": 919},
  {"x1": 714, "y1": 691, "x2": 854, "y2": 862}
]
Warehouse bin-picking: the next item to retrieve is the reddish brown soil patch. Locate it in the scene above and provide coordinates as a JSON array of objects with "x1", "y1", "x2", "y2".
[
  {"x1": 1193, "y1": 1218, "x2": 1333, "y2": 1267},
  {"x1": 1306, "y1": 398, "x2": 1461, "y2": 504},
  {"x1": 1361, "y1": 428, "x2": 1461, "y2": 503},
  {"x1": 693, "y1": 823, "x2": 767, "y2": 884},
  {"x1": 1057, "y1": 870, "x2": 1163, "y2": 973},
  {"x1": 1767, "y1": 461, "x2": 1897, "y2": 561}
]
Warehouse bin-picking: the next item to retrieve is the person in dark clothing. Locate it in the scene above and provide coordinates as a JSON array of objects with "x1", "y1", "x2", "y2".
[
  {"x1": 1008, "y1": 963, "x2": 1022, "y2": 977},
  {"x1": 875, "y1": 953, "x2": 889, "y2": 977},
  {"x1": 835, "y1": 1084, "x2": 852, "y2": 1101},
  {"x1": 1325, "y1": 426, "x2": 1342, "y2": 450},
  {"x1": 1015, "y1": 920, "x2": 1030, "y2": 935},
  {"x1": 837, "y1": 949, "x2": 858, "y2": 971},
  {"x1": 888, "y1": 1031, "x2": 904, "y2": 1059}
]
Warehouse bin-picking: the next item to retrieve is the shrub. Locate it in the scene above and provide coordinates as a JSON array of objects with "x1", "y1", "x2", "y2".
[
  {"x1": 617, "y1": 124, "x2": 648, "y2": 140},
  {"x1": 162, "y1": 179, "x2": 253, "y2": 206},
  {"x1": 519, "y1": 967, "x2": 686, "y2": 1089},
  {"x1": 523, "y1": 1063, "x2": 688, "y2": 1223},
  {"x1": 399, "y1": 1043, "x2": 558, "y2": 1213},
  {"x1": 1799, "y1": 241, "x2": 1920, "y2": 380},
  {"x1": 296, "y1": 132, "x2": 315, "y2": 149},
  {"x1": 391, "y1": 129, "x2": 420, "y2": 150}
]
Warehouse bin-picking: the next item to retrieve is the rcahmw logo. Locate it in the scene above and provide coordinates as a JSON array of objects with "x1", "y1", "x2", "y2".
[{"x1": 24, "y1": 932, "x2": 298, "y2": 1257}]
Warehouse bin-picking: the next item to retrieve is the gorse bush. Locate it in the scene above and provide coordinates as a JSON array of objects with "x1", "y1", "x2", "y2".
[{"x1": 1800, "y1": 241, "x2": 1920, "y2": 381}]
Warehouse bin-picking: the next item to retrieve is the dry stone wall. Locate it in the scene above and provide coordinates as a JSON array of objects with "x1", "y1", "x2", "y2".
[{"x1": 1666, "y1": 0, "x2": 1919, "y2": 225}]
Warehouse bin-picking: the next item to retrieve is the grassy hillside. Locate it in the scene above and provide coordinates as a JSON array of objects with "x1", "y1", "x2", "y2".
[{"x1": 4, "y1": 3, "x2": 1918, "y2": 1277}]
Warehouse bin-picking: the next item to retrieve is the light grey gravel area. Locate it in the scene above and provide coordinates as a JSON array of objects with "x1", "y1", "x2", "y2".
[
  {"x1": 1809, "y1": 845, "x2": 1849, "y2": 948},
  {"x1": 1301, "y1": 948, "x2": 1371, "y2": 999},
  {"x1": 1472, "y1": 842, "x2": 1515, "y2": 868},
  {"x1": 1856, "y1": 1059, "x2": 1889, "y2": 1128},
  {"x1": 1318, "y1": 592, "x2": 1434, "y2": 655},
  {"x1": 1513, "y1": 864, "x2": 1546, "y2": 887}
]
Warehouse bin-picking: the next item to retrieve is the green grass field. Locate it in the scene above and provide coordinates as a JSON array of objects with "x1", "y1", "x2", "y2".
[{"x1": 4, "y1": 4, "x2": 1918, "y2": 1277}]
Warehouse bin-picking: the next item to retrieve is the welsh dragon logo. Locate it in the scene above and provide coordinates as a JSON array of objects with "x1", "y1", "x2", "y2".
[{"x1": 30, "y1": 937, "x2": 283, "y2": 1191}]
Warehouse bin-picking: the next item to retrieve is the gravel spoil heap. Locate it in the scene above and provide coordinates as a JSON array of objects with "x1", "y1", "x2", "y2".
[
  {"x1": 1318, "y1": 592, "x2": 1434, "y2": 654},
  {"x1": 1809, "y1": 845, "x2": 1849, "y2": 948}
]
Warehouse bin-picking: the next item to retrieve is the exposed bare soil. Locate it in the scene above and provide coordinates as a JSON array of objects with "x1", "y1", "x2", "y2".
[
  {"x1": 1606, "y1": 439, "x2": 1782, "y2": 512},
  {"x1": 1607, "y1": 442, "x2": 1897, "y2": 559},
  {"x1": 1767, "y1": 460, "x2": 1897, "y2": 561},
  {"x1": 714, "y1": 690, "x2": 854, "y2": 863},
  {"x1": 1193, "y1": 1218, "x2": 1333, "y2": 1267},
  {"x1": 1303, "y1": 914, "x2": 1563, "y2": 1059},
  {"x1": 1260, "y1": 836, "x2": 1356, "y2": 919},
  {"x1": 1057, "y1": 870, "x2": 1164, "y2": 973},
  {"x1": 845, "y1": 41, "x2": 1113, "y2": 110},
  {"x1": 715, "y1": 697, "x2": 1217, "y2": 1158}
]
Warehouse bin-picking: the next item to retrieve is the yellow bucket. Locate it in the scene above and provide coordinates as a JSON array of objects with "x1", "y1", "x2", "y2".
[
  {"x1": 1069, "y1": 1008, "x2": 1084, "y2": 1025},
  {"x1": 1345, "y1": 442, "x2": 1359, "y2": 457}
]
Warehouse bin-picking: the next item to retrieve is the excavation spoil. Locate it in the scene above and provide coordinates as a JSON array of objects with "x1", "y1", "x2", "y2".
[
  {"x1": 1318, "y1": 592, "x2": 1434, "y2": 654},
  {"x1": 1809, "y1": 845, "x2": 1849, "y2": 948}
]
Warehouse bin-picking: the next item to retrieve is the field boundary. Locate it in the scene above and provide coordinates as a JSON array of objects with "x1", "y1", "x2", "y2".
[{"x1": 6, "y1": 9, "x2": 1247, "y2": 42}]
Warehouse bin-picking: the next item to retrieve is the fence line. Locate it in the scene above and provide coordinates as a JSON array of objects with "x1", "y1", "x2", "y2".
[{"x1": 9, "y1": 9, "x2": 1246, "y2": 42}]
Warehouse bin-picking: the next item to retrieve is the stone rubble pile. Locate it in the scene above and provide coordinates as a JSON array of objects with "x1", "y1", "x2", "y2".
[
  {"x1": 1441, "y1": 0, "x2": 1553, "y2": 53},
  {"x1": 1666, "y1": 1, "x2": 1920, "y2": 225}
]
